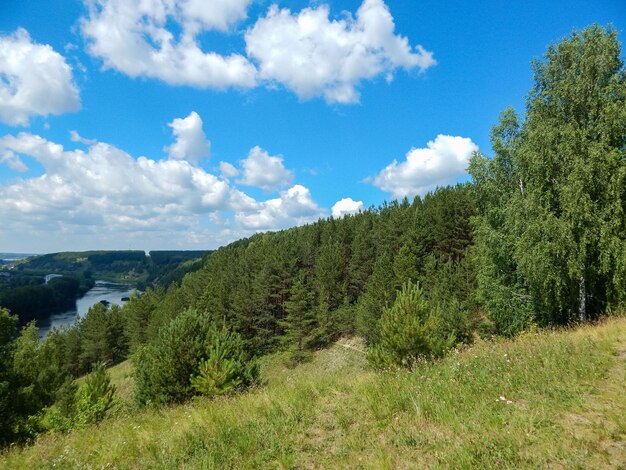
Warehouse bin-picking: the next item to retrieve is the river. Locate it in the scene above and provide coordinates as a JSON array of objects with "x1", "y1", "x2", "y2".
[{"x1": 38, "y1": 281, "x2": 136, "y2": 337}]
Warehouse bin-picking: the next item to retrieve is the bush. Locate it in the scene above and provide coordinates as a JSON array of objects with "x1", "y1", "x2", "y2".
[
  {"x1": 481, "y1": 278, "x2": 535, "y2": 337},
  {"x1": 134, "y1": 309, "x2": 258, "y2": 406},
  {"x1": 190, "y1": 330, "x2": 258, "y2": 397},
  {"x1": 39, "y1": 377, "x2": 78, "y2": 433},
  {"x1": 74, "y1": 363, "x2": 116, "y2": 427},
  {"x1": 368, "y1": 281, "x2": 459, "y2": 369},
  {"x1": 39, "y1": 365, "x2": 114, "y2": 433}
]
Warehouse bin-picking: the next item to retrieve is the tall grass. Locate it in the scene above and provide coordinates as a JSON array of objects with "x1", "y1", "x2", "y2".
[{"x1": 2, "y1": 320, "x2": 625, "y2": 469}]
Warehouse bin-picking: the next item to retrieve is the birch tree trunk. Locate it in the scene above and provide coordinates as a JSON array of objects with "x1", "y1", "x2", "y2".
[{"x1": 578, "y1": 267, "x2": 586, "y2": 323}]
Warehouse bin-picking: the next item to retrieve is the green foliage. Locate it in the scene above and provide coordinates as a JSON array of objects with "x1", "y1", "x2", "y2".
[
  {"x1": 74, "y1": 363, "x2": 116, "y2": 427},
  {"x1": 5, "y1": 315, "x2": 624, "y2": 469},
  {"x1": 40, "y1": 363, "x2": 116, "y2": 433},
  {"x1": 124, "y1": 288, "x2": 163, "y2": 353},
  {"x1": 79, "y1": 303, "x2": 128, "y2": 371},
  {"x1": 54, "y1": 377, "x2": 78, "y2": 418},
  {"x1": 148, "y1": 251, "x2": 208, "y2": 266},
  {"x1": 39, "y1": 405, "x2": 74, "y2": 434},
  {"x1": 13, "y1": 323, "x2": 64, "y2": 409},
  {"x1": 0, "y1": 129, "x2": 479, "y2": 450},
  {"x1": 114, "y1": 184, "x2": 477, "y2": 369},
  {"x1": 190, "y1": 329, "x2": 258, "y2": 397},
  {"x1": 0, "y1": 308, "x2": 19, "y2": 446},
  {"x1": 356, "y1": 250, "x2": 395, "y2": 344},
  {"x1": 2, "y1": 25, "x2": 626, "y2": 455},
  {"x1": 470, "y1": 25, "x2": 626, "y2": 332},
  {"x1": 415, "y1": 185, "x2": 477, "y2": 264},
  {"x1": 0, "y1": 277, "x2": 80, "y2": 324},
  {"x1": 280, "y1": 272, "x2": 317, "y2": 355},
  {"x1": 315, "y1": 239, "x2": 345, "y2": 311},
  {"x1": 53, "y1": 326, "x2": 82, "y2": 377},
  {"x1": 0, "y1": 310, "x2": 72, "y2": 445},
  {"x1": 347, "y1": 213, "x2": 376, "y2": 301},
  {"x1": 393, "y1": 244, "x2": 419, "y2": 290},
  {"x1": 368, "y1": 281, "x2": 457, "y2": 369},
  {"x1": 145, "y1": 284, "x2": 185, "y2": 342},
  {"x1": 0, "y1": 250, "x2": 207, "y2": 326},
  {"x1": 134, "y1": 309, "x2": 257, "y2": 405}
]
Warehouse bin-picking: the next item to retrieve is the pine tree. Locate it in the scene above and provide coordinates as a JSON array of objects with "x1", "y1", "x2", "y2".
[
  {"x1": 78, "y1": 303, "x2": 128, "y2": 371},
  {"x1": 190, "y1": 329, "x2": 258, "y2": 397},
  {"x1": 393, "y1": 243, "x2": 419, "y2": 290},
  {"x1": 125, "y1": 288, "x2": 161, "y2": 353},
  {"x1": 280, "y1": 272, "x2": 317, "y2": 356},
  {"x1": 368, "y1": 281, "x2": 454, "y2": 369},
  {"x1": 75, "y1": 362, "x2": 116, "y2": 427},
  {"x1": 134, "y1": 309, "x2": 257, "y2": 405},
  {"x1": 356, "y1": 249, "x2": 395, "y2": 343},
  {"x1": 315, "y1": 239, "x2": 344, "y2": 311},
  {"x1": 348, "y1": 213, "x2": 376, "y2": 302},
  {"x1": 0, "y1": 308, "x2": 19, "y2": 446}
]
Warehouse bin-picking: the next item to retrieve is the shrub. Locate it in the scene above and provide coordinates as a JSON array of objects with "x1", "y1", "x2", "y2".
[
  {"x1": 368, "y1": 281, "x2": 458, "y2": 369},
  {"x1": 134, "y1": 309, "x2": 258, "y2": 406},
  {"x1": 190, "y1": 330, "x2": 258, "y2": 397},
  {"x1": 74, "y1": 363, "x2": 116, "y2": 427}
]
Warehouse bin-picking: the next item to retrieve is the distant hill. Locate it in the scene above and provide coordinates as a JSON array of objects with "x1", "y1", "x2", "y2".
[
  {"x1": 0, "y1": 250, "x2": 211, "y2": 324},
  {"x1": 0, "y1": 253, "x2": 38, "y2": 266},
  {"x1": 12, "y1": 250, "x2": 211, "y2": 287}
]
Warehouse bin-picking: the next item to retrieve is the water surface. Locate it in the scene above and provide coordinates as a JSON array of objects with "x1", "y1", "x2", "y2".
[{"x1": 38, "y1": 281, "x2": 135, "y2": 337}]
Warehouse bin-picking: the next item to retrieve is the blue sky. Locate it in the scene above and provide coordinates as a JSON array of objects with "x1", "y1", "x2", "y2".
[{"x1": 0, "y1": 0, "x2": 623, "y2": 253}]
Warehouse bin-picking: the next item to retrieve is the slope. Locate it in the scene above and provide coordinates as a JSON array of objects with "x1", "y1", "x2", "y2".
[{"x1": 2, "y1": 319, "x2": 625, "y2": 469}]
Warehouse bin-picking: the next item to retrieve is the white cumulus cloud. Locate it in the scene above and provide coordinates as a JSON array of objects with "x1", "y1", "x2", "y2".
[
  {"x1": 80, "y1": 0, "x2": 257, "y2": 89},
  {"x1": 372, "y1": 135, "x2": 479, "y2": 198},
  {"x1": 69, "y1": 130, "x2": 97, "y2": 145},
  {"x1": 79, "y1": 0, "x2": 436, "y2": 104},
  {"x1": 0, "y1": 132, "x2": 241, "y2": 221},
  {"x1": 235, "y1": 184, "x2": 324, "y2": 230},
  {"x1": 0, "y1": 125, "x2": 327, "y2": 249},
  {"x1": 165, "y1": 111, "x2": 211, "y2": 162},
  {"x1": 332, "y1": 197, "x2": 364, "y2": 218},
  {"x1": 0, "y1": 149, "x2": 28, "y2": 172},
  {"x1": 219, "y1": 161, "x2": 239, "y2": 179},
  {"x1": 179, "y1": 0, "x2": 252, "y2": 32},
  {"x1": 0, "y1": 28, "x2": 80, "y2": 126},
  {"x1": 237, "y1": 146, "x2": 293, "y2": 192},
  {"x1": 245, "y1": 0, "x2": 435, "y2": 103}
]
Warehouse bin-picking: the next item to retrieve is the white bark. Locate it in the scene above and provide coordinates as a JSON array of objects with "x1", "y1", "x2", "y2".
[{"x1": 578, "y1": 270, "x2": 586, "y2": 322}]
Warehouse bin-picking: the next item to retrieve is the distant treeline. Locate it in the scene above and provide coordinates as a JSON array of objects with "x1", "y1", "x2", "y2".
[
  {"x1": 148, "y1": 251, "x2": 208, "y2": 265},
  {"x1": 0, "y1": 250, "x2": 210, "y2": 324},
  {"x1": 14, "y1": 250, "x2": 209, "y2": 284}
]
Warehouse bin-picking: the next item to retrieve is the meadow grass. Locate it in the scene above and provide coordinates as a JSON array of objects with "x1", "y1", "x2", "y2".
[{"x1": 2, "y1": 319, "x2": 625, "y2": 469}]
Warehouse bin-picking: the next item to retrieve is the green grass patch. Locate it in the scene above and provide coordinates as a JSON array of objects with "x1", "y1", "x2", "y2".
[{"x1": 2, "y1": 320, "x2": 625, "y2": 469}]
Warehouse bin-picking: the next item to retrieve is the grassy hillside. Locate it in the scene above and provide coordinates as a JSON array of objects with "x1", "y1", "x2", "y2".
[{"x1": 2, "y1": 319, "x2": 625, "y2": 469}]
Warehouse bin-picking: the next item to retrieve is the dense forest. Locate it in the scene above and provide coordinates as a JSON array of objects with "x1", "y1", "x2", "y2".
[{"x1": 1, "y1": 26, "x2": 624, "y2": 447}]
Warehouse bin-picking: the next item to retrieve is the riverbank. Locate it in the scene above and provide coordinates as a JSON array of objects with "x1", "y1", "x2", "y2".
[{"x1": 0, "y1": 275, "x2": 92, "y2": 327}]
